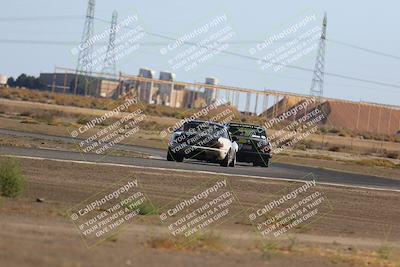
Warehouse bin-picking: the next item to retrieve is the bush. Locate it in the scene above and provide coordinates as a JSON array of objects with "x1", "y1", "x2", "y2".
[
  {"x1": 357, "y1": 159, "x2": 396, "y2": 168},
  {"x1": 20, "y1": 111, "x2": 32, "y2": 117},
  {"x1": 124, "y1": 200, "x2": 158, "y2": 215},
  {"x1": 0, "y1": 159, "x2": 25, "y2": 197},
  {"x1": 328, "y1": 128, "x2": 340, "y2": 134},
  {"x1": 328, "y1": 146, "x2": 342, "y2": 152},
  {"x1": 137, "y1": 201, "x2": 158, "y2": 215},
  {"x1": 295, "y1": 144, "x2": 307, "y2": 151},
  {"x1": 385, "y1": 152, "x2": 399, "y2": 159}
]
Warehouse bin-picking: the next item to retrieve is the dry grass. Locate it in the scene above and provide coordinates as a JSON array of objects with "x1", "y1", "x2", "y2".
[
  {"x1": 1, "y1": 87, "x2": 400, "y2": 159},
  {"x1": 148, "y1": 232, "x2": 223, "y2": 252},
  {"x1": 302, "y1": 246, "x2": 399, "y2": 267},
  {"x1": 353, "y1": 159, "x2": 400, "y2": 168}
]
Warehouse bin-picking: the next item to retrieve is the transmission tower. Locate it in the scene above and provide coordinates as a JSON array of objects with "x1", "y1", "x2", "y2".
[
  {"x1": 74, "y1": 0, "x2": 95, "y2": 95},
  {"x1": 310, "y1": 13, "x2": 327, "y2": 97},
  {"x1": 102, "y1": 11, "x2": 118, "y2": 76}
]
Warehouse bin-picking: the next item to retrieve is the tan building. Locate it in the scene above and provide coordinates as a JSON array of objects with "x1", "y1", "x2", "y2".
[
  {"x1": 39, "y1": 72, "x2": 120, "y2": 97},
  {"x1": 137, "y1": 68, "x2": 158, "y2": 104},
  {"x1": 99, "y1": 80, "x2": 120, "y2": 98}
]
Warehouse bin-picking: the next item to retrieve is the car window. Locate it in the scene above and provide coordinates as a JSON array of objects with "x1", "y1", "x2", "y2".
[
  {"x1": 229, "y1": 125, "x2": 266, "y2": 138},
  {"x1": 220, "y1": 129, "x2": 229, "y2": 139},
  {"x1": 183, "y1": 122, "x2": 224, "y2": 134}
]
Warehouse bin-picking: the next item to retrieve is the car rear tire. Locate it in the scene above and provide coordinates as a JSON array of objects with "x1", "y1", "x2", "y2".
[
  {"x1": 175, "y1": 155, "x2": 184, "y2": 162},
  {"x1": 167, "y1": 149, "x2": 174, "y2": 161},
  {"x1": 253, "y1": 159, "x2": 269, "y2": 167},
  {"x1": 167, "y1": 149, "x2": 184, "y2": 162},
  {"x1": 220, "y1": 151, "x2": 230, "y2": 167},
  {"x1": 229, "y1": 153, "x2": 236, "y2": 167}
]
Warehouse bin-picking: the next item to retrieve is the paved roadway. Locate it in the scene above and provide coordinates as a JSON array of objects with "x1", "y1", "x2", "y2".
[{"x1": 0, "y1": 129, "x2": 399, "y2": 191}]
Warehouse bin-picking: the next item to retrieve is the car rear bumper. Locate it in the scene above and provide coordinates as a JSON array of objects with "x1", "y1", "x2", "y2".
[
  {"x1": 236, "y1": 150, "x2": 271, "y2": 163},
  {"x1": 170, "y1": 144, "x2": 228, "y2": 161}
]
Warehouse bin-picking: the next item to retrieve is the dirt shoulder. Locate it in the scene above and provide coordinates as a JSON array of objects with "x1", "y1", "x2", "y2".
[
  {"x1": 0, "y1": 156, "x2": 399, "y2": 267},
  {"x1": 1, "y1": 113, "x2": 400, "y2": 180},
  {"x1": 1, "y1": 97, "x2": 400, "y2": 181}
]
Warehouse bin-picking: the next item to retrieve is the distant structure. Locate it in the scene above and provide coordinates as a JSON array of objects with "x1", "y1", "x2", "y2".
[
  {"x1": 40, "y1": 68, "x2": 119, "y2": 98},
  {"x1": 102, "y1": 11, "x2": 118, "y2": 76},
  {"x1": 120, "y1": 69, "x2": 216, "y2": 108},
  {"x1": 137, "y1": 68, "x2": 157, "y2": 104},
  {"x1": 158, "y1": 71, "x2": 176, "y2": 106},
  {"x1": 204, "y1": 77, "x2": 218, "y2": 105},
  {"x1": 0, "y1": 75, "x2": 7, "y2": 87},
  {"x1": 310, "y1": 13, "x2": 327, "y2": 97},
  {"x1": 41, "y1": 66, "x2": 400, "y2": 135},
  {"x1": 74, "y1": 0, "x2": 96, "y2": 95}
]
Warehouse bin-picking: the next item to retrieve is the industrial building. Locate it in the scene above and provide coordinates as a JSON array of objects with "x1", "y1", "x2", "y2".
[
  {"x1": 0, "y1": 75, "x2": 7, "y2": 87},
  {"x1": 39, "y1": 72, "x2": 119, "y2": 98},
  {"x1": 121, "y1": 68, "x2": 218, "y2": 109}
]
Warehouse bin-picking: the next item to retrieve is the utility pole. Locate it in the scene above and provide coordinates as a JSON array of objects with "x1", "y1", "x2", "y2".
[
  {"x1": 102, "y1": 10, "x2": 118, "y2": 76},
  {"x1": 75, "y1": 0, "x2": 95, "y2": 95},
  {"x1": 310, "y1": 13, "x2": 327, "y2": 97}
]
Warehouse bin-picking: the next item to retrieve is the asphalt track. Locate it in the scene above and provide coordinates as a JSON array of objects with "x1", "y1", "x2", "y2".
[{"x1": 0, "y1": 129, "x2": 399, "y2": 191}]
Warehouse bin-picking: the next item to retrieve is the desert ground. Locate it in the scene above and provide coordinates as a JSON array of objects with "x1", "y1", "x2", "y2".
[
  {"x1": 0, "y1": 156, "x2": 399, "y2": 267},
  {"x1": 0, "y1": 97, "x2": 399, "y2": 180},
  {"x1": 1, "y1": 95, "x2": 400, "y2": 266}
]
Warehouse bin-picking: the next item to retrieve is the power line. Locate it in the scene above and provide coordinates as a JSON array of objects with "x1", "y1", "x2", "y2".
[
  {"x1": 1, "y1": 36, "x2": 399, "y2": 90},
  {"x1": 0, "y1": 15, "x2": 84, "y2": 22},
  {"x1": 327, "y1": 38, "x2": 400, "y2": 60},
  {"x1": 1, "y1": 15, "x2": 400, "y2": 90},
  {"x1": 1, "y1": 15, "x2": 400, "y2": 59},
  {"x1": 0, "y1": 39, "x2": 81, "y2": 45},
  {"x1": 93, "y1": 16, "x2": 400, "y2": 90},
  {"x1": 2, "y1": 15, "x2": 400, "y2": 59},
  {"x1": 0, "y1": 39, "x2": 174, "y2": 46}
]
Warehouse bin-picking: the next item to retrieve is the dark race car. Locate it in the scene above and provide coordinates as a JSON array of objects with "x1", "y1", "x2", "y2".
[
  {"x1": 227, "y1": 123, "x2": 271, "y2": 167},
  {"x1": 167, "y1": 120, "x2": 238, "y2": 167}
]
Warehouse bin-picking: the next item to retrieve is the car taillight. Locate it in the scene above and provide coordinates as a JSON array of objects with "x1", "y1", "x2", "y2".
[
  {"x1": 262, "y1": 145, "x2": 271, "y2": 153},
  {"x1": 216, "y1": 141, "x2": 224, "y2": 148}
]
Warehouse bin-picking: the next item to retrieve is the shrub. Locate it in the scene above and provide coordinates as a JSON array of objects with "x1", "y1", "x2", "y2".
[
  {"x1": 148, "y1": 232, "x2": 222, "y2": 251},
  {"x1": 319, "y1": 127, "x2": 328, "y2": 134},
  {"x1": 328, "y1": 128, "x2": 340, "y2": 134},
  {"x1": 0, "y1": 159, "x2": 25, "y2": 198},
  {"x1": 125, "y1": 200, "x2": 158, "y2": 215},
  {"x1": 385, "y1": 152, "x2": 399, "y2": 159},
  {"x1": 20, "y1": 111, "x2": 32, "y2": 117},
  {"x1": 328, "y1": 146, "x2": 342, "y2": 152},
  {"x1": 31, "y1": 111, "x2": 55, "y2": 124},
  {"x1": 295, "y1": 144, "x2": 307, "y2": 151},
  {"x1": 376, "y1": 246, "x2": 391, "y2": 260},
  {"x1": 357, "y1": 159, "x2": 396, "y2": 168},
  {"x1": 303, "y1": 140, "x2": 314, "y2": 149},
  {"x1": 137, "y1": 201, "x2": 158, "y2": 215}
]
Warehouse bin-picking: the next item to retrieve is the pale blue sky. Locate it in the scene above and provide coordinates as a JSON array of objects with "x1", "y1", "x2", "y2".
[{"x1": 0, "y1": 0, "x2": 399, "y2": 106}]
